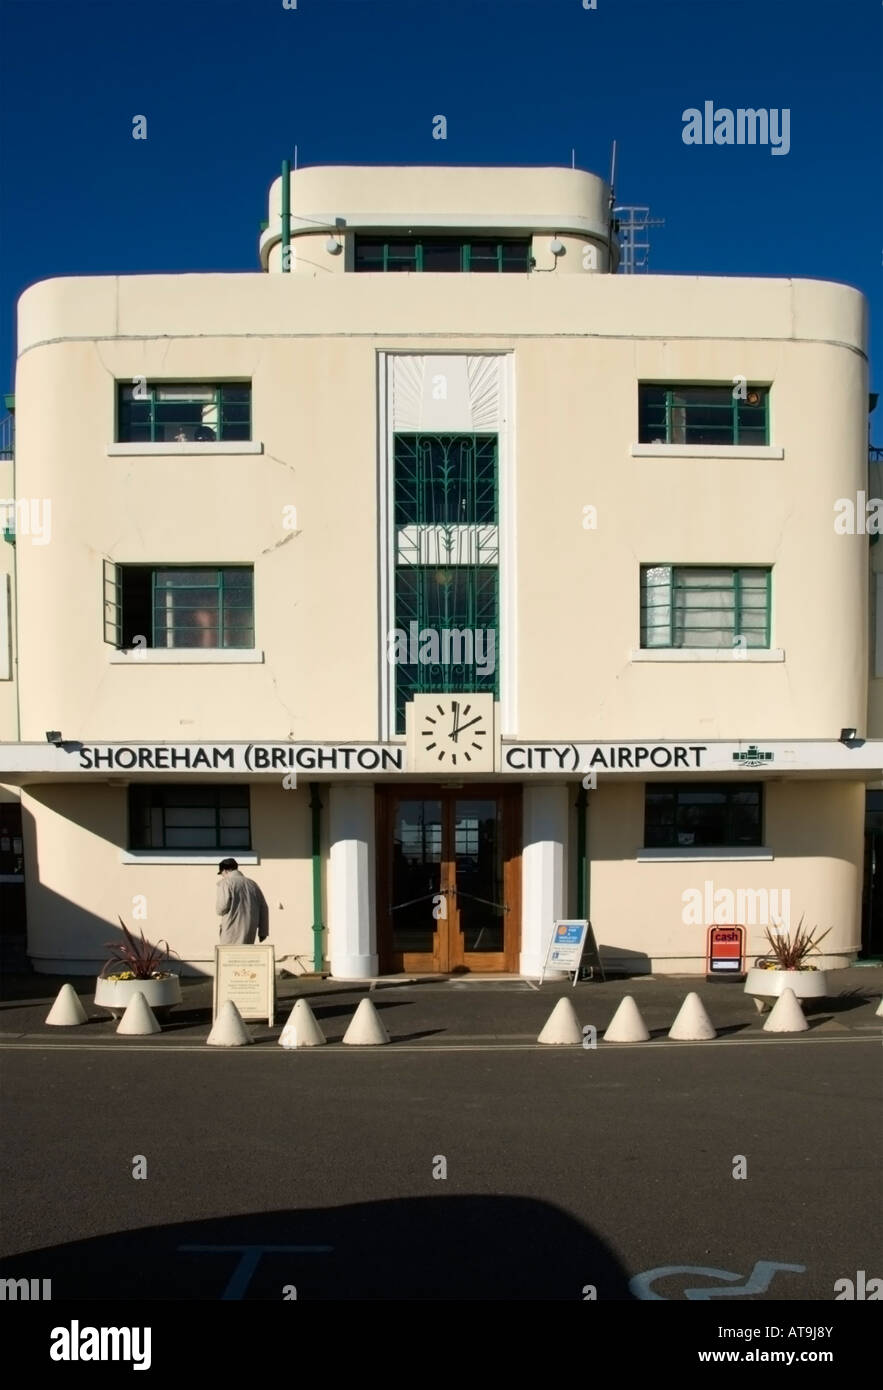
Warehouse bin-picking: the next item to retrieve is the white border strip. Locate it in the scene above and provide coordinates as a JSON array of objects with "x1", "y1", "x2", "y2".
[
  {"x1": 630, "y1": 649, "x2": 784, "y2": 663},
  {"x1": 630, "y1": 444, "x2": 784, "y2": 460},
  {"x1": 107, "y1": 443, "x2": 264, "y2": 457},
  {"x1": 108, "y1": 649, "x2": 264, "y2": 665}
]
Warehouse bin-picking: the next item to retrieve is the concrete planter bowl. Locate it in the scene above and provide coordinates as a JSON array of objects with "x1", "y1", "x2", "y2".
[
  {"x1": 744, "y1": 967, "x2": 828, "y2": 1013},
  {"x1": 94, "y1": 975, "x2": 182, "y2": 1020}
]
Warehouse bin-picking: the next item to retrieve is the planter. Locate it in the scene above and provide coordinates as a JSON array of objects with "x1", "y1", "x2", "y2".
[
  {"x1": 94, "y1": 974, "x2": 182, "y2": 1020},
  {"x1": 744, "y1": 966, "x2": 828, "y2": 1012}
]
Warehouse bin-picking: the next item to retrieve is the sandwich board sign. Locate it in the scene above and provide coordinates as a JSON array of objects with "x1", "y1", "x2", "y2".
[
  {"x1": 539, "y1": 920, "x2": 604, "y2": 985},
  {"x1": 213, "y1": 943, "x2": 275, "y2": 1023},
  {"x1": 705, "y1": 925, "x2": 745, "y2": 981}
]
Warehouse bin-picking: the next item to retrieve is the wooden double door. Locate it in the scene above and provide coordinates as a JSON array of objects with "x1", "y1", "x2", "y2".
[{"x1": 377, "y1": 785, "x2": 521, "y2": 973}]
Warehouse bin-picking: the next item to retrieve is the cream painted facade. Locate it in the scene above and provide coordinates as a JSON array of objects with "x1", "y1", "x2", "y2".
[{"x1": 0, "y1": 164, "x2": 878, "y2": 978}]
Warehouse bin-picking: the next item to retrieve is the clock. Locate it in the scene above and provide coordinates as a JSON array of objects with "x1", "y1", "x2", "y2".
[{"x1": 410, "y1": 694, "x2": 495, "y2": 773}]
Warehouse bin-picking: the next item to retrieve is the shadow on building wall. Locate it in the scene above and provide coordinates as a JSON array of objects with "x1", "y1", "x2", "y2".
[{"x1": 14, "y1": 795, "x2": 219, "y2": 981}]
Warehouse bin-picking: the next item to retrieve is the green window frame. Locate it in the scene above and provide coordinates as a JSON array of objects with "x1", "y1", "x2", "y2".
[
  {"x1": 129, "y1": 785, "x2": 251, "y2": 851},
  {"x1": 641, "y1": 565, "x2": 771, "y2": 649},
  {"x1": 393, "y1": 433, "x2": 500, "y2": 734},
  {"x1": 394, "y1": 433, "x2": 498, "y2": 526},
  {"x1": 103, "y1": 563, "x2": 254, "y2": 649},
  {"x1": 117, "y1": 383, "x2": 252, "y2": 443},
  {"x1": 638, "y1": 385, "x2": 769, "y2": 446},
  {"x1": 644, "y1": 782, "x2": 763, "y2": 849},
  {"x1": 354, "y1": 236, "x2": 531, "y2": 273}
]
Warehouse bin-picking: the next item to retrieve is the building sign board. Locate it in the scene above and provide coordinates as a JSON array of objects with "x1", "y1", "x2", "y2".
[
  {"x1": 213, "y1": 944, "x2": 275, "y2": 1023},
  {"x1": 0, "y1": 739, "x2": 881, "y2": 779}
]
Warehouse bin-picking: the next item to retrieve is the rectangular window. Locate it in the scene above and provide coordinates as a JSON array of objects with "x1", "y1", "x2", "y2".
[
  {"x1": 0, "y1": 801, "x2": 23, "y2": 875},
  {"x1": 393, "y1": 433, "x2": 499, "y2": 734},
  {"x1": 394, "y1": 434, "x2": 498, "y2": 526},
  {"x1": 638, "y1": 385, "x2": 769, "y2": 445},
  {"x1": 641, "y1": 565, "x2": 771, "y2": 649},
  {"x1": 644, "y1": 783, "x2": 763, "y2": 848},
  {"x1": 355, "y1": 236, "x2": 531, "y2": 273},
  {"x1": 105, "y1": 565, "x2": 254, "y2": 649},
  {"x1": 129, "y1": 785, "x2": 251, "y2": 851},
  {"x1": 117, "y1": 383, "x2": 251, "y2": 443}
]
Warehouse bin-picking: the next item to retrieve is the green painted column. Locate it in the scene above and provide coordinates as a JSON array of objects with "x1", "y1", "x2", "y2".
[
  {"x1": 309, "y1": 783, "x2": 324, "y2": 972},
  {"x1": 576, "y1": 785, "x2": 588, "y2": 919}
]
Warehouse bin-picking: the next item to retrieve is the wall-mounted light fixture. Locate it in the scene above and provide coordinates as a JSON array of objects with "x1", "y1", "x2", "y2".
[
  {"x1": 840, "y1": 727, "x2": 857, "y2": 743},
  {"x1": 549, "y1": 237, "x2": 566, "y2": 257},
  {"x1": 325, "y1": 236, "x2": 343, "y2": 255},
  {"x1": 45, "y1": 731, "x2": 63, "y2": 744}
]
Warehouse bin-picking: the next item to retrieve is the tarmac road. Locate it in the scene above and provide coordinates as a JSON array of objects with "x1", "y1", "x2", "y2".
[{"x1": 0, "y1": 1024, "x2": 880, "y2": 1303}]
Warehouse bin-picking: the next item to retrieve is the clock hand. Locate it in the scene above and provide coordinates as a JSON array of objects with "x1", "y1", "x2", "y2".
[
  {"x1": 455, "y1": 715, "x2": 483, "y2": 735},
  {"x1": 449, "y1": 700, "x2": 461, "y2": 741}
]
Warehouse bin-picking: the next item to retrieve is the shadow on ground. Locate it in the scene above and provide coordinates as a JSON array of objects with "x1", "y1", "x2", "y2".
[{"x1": 0, "y1": 1196, "x2": 635, "y2": 1301}]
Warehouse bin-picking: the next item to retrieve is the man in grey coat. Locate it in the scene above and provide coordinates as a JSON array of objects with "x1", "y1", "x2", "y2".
[{"x1": 216, "y1": 858, "x2": 270, "y2": 945}]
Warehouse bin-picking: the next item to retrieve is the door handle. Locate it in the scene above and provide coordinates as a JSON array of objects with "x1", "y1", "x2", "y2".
[
  {"x1": 390, "y1": 891, "x2": 444, "y2": 912},
  {"x1": 454, "y1": 890, "x2": 509, "y2": 912}
]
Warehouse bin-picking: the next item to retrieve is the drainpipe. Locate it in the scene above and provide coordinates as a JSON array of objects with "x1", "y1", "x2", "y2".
[
  {"x1": 281, "y1": 159, "x2": 291, "y2": 272},
  {"x1": 4, "y1": 396, "x2": 21, "y2": 739},
  {"x1": 309, "y1": 783, "x2": 324, "y2": 972},
  {"x1": 576, "y1": 784, "x2": 588, "y2": 919}
]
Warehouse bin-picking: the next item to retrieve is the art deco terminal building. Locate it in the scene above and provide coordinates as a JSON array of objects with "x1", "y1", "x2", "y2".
[{"x1": 1, "y1": 163, "x2": 880, "y2": 979}]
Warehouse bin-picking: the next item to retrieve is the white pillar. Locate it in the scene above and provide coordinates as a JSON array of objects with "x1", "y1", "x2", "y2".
[
  {"x1": 328, "y1": 784, "x2": 378, "y2": 978},
  {"x1": 520, "y1": 784, "x2": 569, "y2": 977}
]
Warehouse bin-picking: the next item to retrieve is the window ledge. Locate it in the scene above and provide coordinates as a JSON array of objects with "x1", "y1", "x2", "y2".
[
  {"x1": 106, "y1": 442, "x2": 263, "y2": 457},
  {"x1": 630, "y1": 648, "x2": 784, "y2": 663},
  {"x1": 630, "y1": 444, "x2": 783, "y2": 460},
  {"x1": 108, "y1": 649, "x2": 264, "y2": 665},
  {"x1": 637, "y1": 847, "x2": 774, "y2": 863},
  {"x1": 121, "y1": 851, "x2": 258, "y2": 865}
]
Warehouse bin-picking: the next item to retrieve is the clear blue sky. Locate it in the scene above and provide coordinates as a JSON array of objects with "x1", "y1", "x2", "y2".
[{"x1": 1, "y1": 0, "x2": 880, "y2": 414}]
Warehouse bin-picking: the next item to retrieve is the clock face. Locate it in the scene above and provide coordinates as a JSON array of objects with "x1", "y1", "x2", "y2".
[{"x1": 419, "y1": 698, "x2": 490, "y2": 767}]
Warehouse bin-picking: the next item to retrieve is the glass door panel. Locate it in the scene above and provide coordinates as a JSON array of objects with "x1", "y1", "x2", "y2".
[
  {"x1": 453, "y1": 799, "x2": 504, "y2": 958},
  {"x1": 379, "y1": 787, "x2": 520, "y2": 973},
  {"x1": 390, "y1": 799, "x2": 443, "y2": 964}
]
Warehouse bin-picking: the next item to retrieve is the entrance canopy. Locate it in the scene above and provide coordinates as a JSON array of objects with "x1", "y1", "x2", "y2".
[{"x1": 0, "y1": 738, "x2": 881, "y2": 784}]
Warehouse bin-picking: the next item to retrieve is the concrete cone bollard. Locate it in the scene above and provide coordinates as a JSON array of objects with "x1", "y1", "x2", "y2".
[
  {"x1": 763, "y1": 987, "x2": 808, "y2": 1033},
  {"x1": 279, "y1": 998, "x2": 326, "y2": 1048},
  {"x1": 206, "y1": 999, "x2": 253, "y2": 1046},
  {"x1": 668, "y1": 992, "x2": 716, "y2": 1040},
  {"x1": 46, "y1": 983, "x2": 88, "y2": 1026},
  {"x1": 537, "y1": 997, "x2": 583, "y2": 1045},
  {"x1": 603, "y1": 995, "x2": 650, "y2": 1043},
  {"x1": 116, "y1": 991, "x2": 161, "y2": 1036},
  {"x1": 342, "y1": 998, "x2": 390, "y2": 1046}
]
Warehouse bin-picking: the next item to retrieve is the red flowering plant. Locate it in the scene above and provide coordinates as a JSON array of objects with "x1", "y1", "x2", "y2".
[{"x1": 100, "y1": 917, "x2": 178, "y2": 982}]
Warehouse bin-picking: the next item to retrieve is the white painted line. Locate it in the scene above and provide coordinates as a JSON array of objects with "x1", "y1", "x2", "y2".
[{"x1": 0, "y1": 1035, "x2": 877, "y2": 1053}]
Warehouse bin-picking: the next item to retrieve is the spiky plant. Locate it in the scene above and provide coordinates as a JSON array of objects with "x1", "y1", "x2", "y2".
[
  {"x1": 100, "y1": 916, "x2": 177, "y2": 980},
  {"x1": 761, "y1": 914, "x2": 831, "y2": 971}
]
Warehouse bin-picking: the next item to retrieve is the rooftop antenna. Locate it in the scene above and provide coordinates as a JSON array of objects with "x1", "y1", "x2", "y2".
[
  {"x1": 606, "y1": 140, "x2": 617, "y2": 273},
  {"x1": 572, "y1": 148, "x2": 575, "y2": 169},
  {"x1": 611, "y1": 203, "x2": 665, "y2": 274}
]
